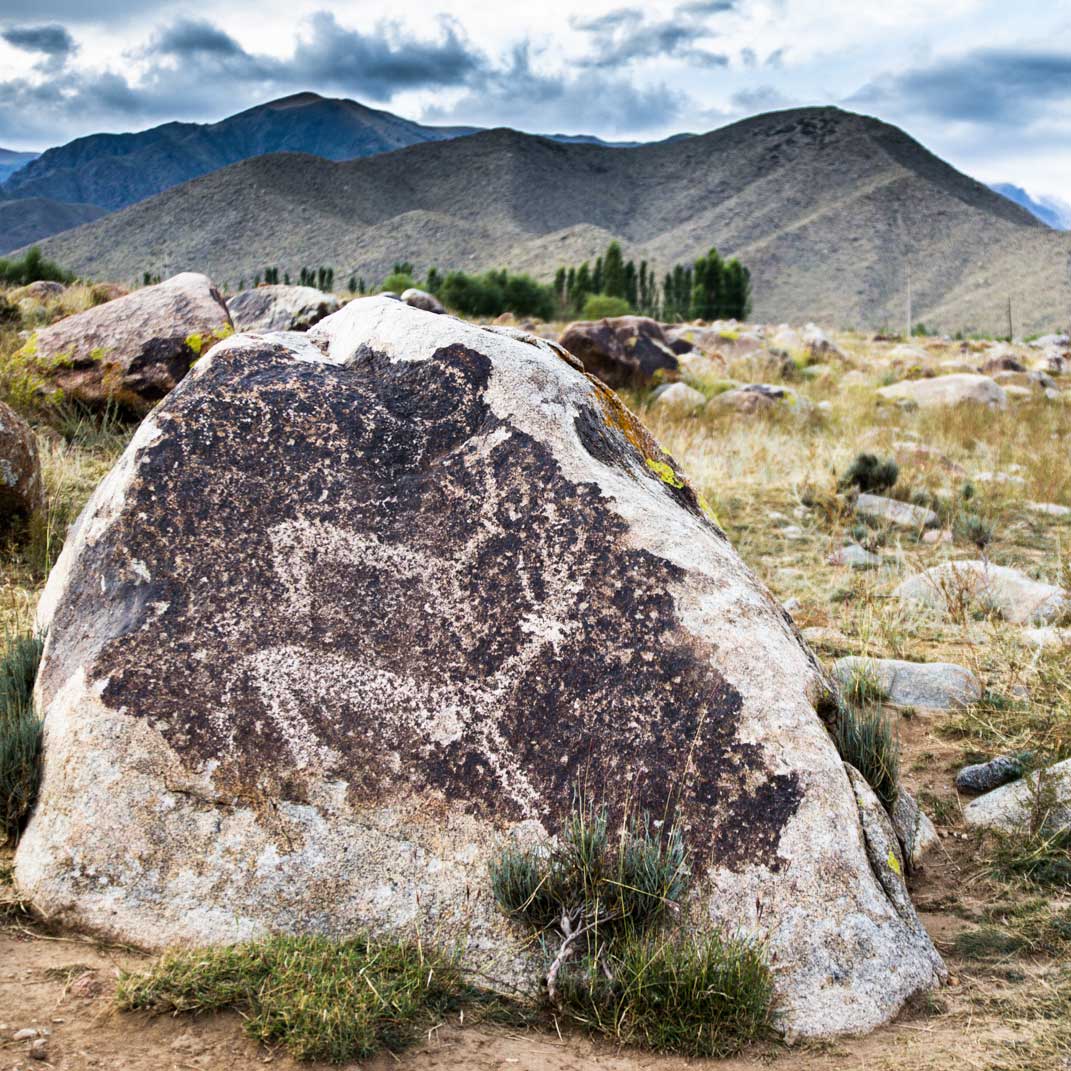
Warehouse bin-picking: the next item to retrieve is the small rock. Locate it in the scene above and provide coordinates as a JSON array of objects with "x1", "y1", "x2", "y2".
[
  {"x1": 963, "y1": 758, "x2": 1071, "y2": 833},
  {"x1": 855, "y1": 493, "x2": 937, "y2": 530},
  {"x1": 781, "y1": 525, "x2": 807, "y2": 540},
  {"x1": 29, "y1": 1038, "x2": 48, "y2": 1060},
  {"x1": 894, "y1": 560, "x2": 1067, "y2": 625},
  {"x1": 401, "y1": 288, "x2": 446, "y2": 315},
  {"x1": 829, "y1": 543, "x2": 881, "y2": 569},
  {"x1": 877, "y1": 374, "x2": 1008, "y2": 409},
  {"x1": 707, "y1": 382, "x2": 808, "y2": 415},
  {"x1": 649, "y1": 382, "x2": 706, "y2": 414},
  {"x1": 800, "y1": 626, "x2": 852, "y2": 650},
  {"x1": 955, "y1": 754, "x2": 1026, "y2": 794},
  {"x1": 227, "y1": 285, "x2": 339, "y2": 333},
  {"x1": 892, "y1": 790, "x2": 940, "y2": 868},
  {"x1": 832, "y1": 656, "x2": 982, "y2": 710},
  {"x1": 13, "y1": 1028, "x2": 39, "y2": 1041},
  {"x1": 1028, "y1": 502, "x2": 1071, "y2": 518},
  {"x1": 922, "y1": 528, "x2": 953, "y2": 544},
  {"x1": 1021, "y1": 626, "x2": 1071, "y2": 648},
  {"x1": 783, "y1": 596, "x2": 802, "y2": 614}
]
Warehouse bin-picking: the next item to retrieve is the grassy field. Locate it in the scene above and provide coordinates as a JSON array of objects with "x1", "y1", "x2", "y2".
[{"x1": 2, "y1": 294, "x2": 1070, "y2": 1069}]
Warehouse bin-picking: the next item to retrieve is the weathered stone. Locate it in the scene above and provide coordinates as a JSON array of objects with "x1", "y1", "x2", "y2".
[
  {"x1": 956, "y1": 755, "x2": 1026, "y2": 795},
  {"x1": 894, "y1": 560, "x2": 1067, "y2": 625},
  {"x1": 1021, "y1": 626, "x2": 1071, "y2": 648},
  {"x1": 650, "y1": 382, "x2": 706, "y2": 414},
  {"x1": 963, "y1": 759, "x2": 1071, "y2": 833},
  {"x1": 401, "y1": 288, "x2": 446, "y2": 315},
  {"x1": 558, "y1": 315, "x2": 679, "y2": 387},
  {"x1": 832, "y1": 657, "x2": 981, "y2": 710},
  {"x1": 891, "y1": 791, "x2": 940, "y2": 868},
  {"x1": 979, "y1": 355, "x2": 1025, "y2": 374},
  {"x1": 877, "y1": 374, "x2": 1008, "y2": 409},
  {"x1": 18, "y1": 296, "x2": 943, "y2": 1039},
  {"x1": 829, "y1": 543, "x2": 881, "y2": 569},
  {"x1": 18, "y1": 273, "x2": 232, "y2": 413},
  {"x1": 9, "y1": 280, "x2": 66, "y2": 302},
  {"x1": 845, "y1": 766, "x2": 944, "y2": 973},
  {"x1": 1028, "y1": 501, "x2": 1071, "y2": 518},
  {"x1": 707, "y1": 383, "x2": 806, "y2": 415},
  {"x1": 0, "y1": 400, "x2": 45, "y2": 519},
  {"x1": 227, "y1": 285, "x2": 339, "y2": 333},
  {"x1": 855, "y1": 493, "x2": 937, "y2": 530}
]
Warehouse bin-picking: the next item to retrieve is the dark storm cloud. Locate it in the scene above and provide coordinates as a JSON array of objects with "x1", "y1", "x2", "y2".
[
  {"x1": 850, "y1": 49, "x2": 1071, "y2": 123},
  {"x1": 2, "y1": 23, "x2": 76, "y2": 57}
]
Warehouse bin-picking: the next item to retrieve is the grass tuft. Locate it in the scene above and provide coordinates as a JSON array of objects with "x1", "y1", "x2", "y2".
[
  {"x1": 1, "y1": 629, "x2": 44, "y2": 842},
  {"x1": 117, "y1": 933, "x2": 475, "y2": 1063},
  {"x1": 834, "y1": 704, "x2": 901, "y2": 809}
]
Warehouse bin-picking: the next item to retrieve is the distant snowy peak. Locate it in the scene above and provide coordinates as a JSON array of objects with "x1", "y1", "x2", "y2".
[{"x1": 989, "y1": 183, "x2": 1071, "y2": 230}]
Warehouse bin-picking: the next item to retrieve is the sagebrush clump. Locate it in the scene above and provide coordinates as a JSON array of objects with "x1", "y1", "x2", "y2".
[{"x1": 489, "y1": 801, "x2": 773, "y2": 1057}]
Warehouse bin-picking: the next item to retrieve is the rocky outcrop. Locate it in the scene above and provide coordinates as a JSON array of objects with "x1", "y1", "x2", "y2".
[
  {"x1": 0, "y1": 401, "x2": 45, "y2": 519},
  {"x1": 18, "y1": 296, "x2": 943, "y2": 1039},
  {"x1": 558, "y1": 316, "x2": 679, "y2": 387},
  {"x1": 227, "y1": 285, "x2": 339, "y2": 333},
  {"x1": 17, "y1": 273, "x2": 232, "y2": 413},
  {"x1": 877, "y1": 374, "x2": 1007, "y2": 409},
  {"x1": 894, "y1": 561, "x2": 1067, "y2": 625}
]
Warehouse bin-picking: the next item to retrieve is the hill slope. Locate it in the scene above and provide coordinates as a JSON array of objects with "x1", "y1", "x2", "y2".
[
  {"x1": 1, "y1": 92, "x2": 478, "y2": 212},
  {"x1": 29, "y1": 107, "x2": 1071, "y2": 333},
  {"x1": 0, "y1": 148, "x2": 39, "y2": 184},
  {"x1": 0, "y1": 198, "x2": 107, "y2": 254}
]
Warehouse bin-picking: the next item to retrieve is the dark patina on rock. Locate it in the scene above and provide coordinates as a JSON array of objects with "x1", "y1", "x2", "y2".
[{"x1": 19, "y1": 297, "x2": 943, "y2": 1038}]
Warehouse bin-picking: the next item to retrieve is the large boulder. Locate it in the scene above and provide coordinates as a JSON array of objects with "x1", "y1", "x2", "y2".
[
  {"x1": 877, "y1": 374, "x2": 1007, "y2": 409},
  {"x1": 17, "y1": 273, "x2": 232, "y2": 413},
  {"x1": 894, "y1": 560, "x2": 1067, "y2": 625},
  {"x1": 557, "y1": 316, "x2": 679, "y2": 387},
  {"x1": 855, "y1": 493, "x2": 937, "y2": 530},
  {"x1": 708, "y1": 382, "x2": 807, "y2": 415},
  {"x1": 18, "y1": 296, "x2": 944, "y2": 1038},
  {"x1": 0, "y1": 400, "x2": 45, "y2": 519},
  {"x1": 227, "y1": 285, "x2": 339, "y2": 333}
]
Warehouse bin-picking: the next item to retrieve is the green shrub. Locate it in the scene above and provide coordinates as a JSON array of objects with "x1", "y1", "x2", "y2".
[
  {"x1": 439, "y1": 269, "x2": 555, "y2": 320},
  {"x1": 834, "y1": 705, "x2": 900, "y2": 810},
  {"x1": 117, "y1": 934, "x2": 473, "y2": 1063},
  {"x1": 582, "y1": 294, "x2": 632, "y2": 320},
  {"x1": 489, "y1": 800, "x2": 772, "y2": 1057},
  {"x1": 379, "y1": 271, "x2": 415, "y2": 294},
  {"x1": 0, "y1": 247, "x2": 74, "y2": 287},
  {"x1": 839, "y1": 453, "x2": 899, "y2": 494},
  {"x1": 1, "y1": 630, "x2": 44, "y2": 842}
]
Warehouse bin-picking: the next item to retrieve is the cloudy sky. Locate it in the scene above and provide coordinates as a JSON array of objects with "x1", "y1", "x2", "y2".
[{"x1": 1, "y1": 0, "x2": 1069, "y2": 201}]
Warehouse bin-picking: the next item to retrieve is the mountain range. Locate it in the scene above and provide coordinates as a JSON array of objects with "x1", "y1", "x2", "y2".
[
  {"x1": 0, "y1": 147, "x2": 39, "y2": 184},
  {"x1": 24, "y1": 105, "x2": 1071, "y2": 334}
]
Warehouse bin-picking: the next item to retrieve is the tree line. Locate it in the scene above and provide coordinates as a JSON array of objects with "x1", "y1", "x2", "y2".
[
  {"x1": 232, "y1": 242, "x2": 752, "y2": 323},
  {"x1": 554, "y1": 241, "x2": 752, "y2": 322}
]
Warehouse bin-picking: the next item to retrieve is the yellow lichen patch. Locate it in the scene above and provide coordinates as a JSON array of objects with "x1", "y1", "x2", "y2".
[
  {"x1": 645, "y1": 459, "x2": 685, "y2": 488},
  {"x1": 887, "y1": 850, "x2": 902, "y2": 876},
  {"x1": 213, "y1": 324, "x2": 234, "y2": 342},
  {"x1": 588, "y1": 376, "x2": 663, "y2": 460},
  {"x1": 185, "y1": 333, "x2": 205, "y2": 356},
  {"x1": 697, "y1": 493, "x2": 720, "y2": 525}
]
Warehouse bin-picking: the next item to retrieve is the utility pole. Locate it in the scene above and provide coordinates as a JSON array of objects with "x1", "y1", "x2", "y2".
[
  {"x1": 906, "y1": 259, "x2": 913, "y2": 338},
  {"x1": 1007, "y1": 296, "x2": 1014, "y2": 342}
]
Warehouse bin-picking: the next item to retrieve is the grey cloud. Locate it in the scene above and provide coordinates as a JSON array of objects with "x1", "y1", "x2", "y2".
[
  {"x1": 570, "y1": 8, "x2": 644, "y2": 32},
  {"x1": 730, "y1": 85, "x2": 796, "y2": 112},
  {"x1": 154, "y1": 19, "x2": 244, "y2": 57},
  {"x1": 849, "y1": 49, "x2": 1071, "y2": 124},
  {"x1": 673, "y1": 0, "x2": 737, "y2": 14},
  {"x1": 2, "y1": 23, "x2": 76, "y2": 56},
  {"x1": 573, "y1": 10, "x2": 730, "y2": 70}
]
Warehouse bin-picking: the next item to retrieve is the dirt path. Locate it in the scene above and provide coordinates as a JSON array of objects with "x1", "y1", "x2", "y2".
[{"x1": 0, "y1": 915, "x2": 1056, "y2": 1071}]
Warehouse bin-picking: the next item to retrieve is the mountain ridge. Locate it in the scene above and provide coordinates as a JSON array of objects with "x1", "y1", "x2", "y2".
[{"x1": 23, "y1": 105, "x2": 1071, "y2": 334}]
